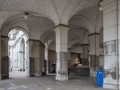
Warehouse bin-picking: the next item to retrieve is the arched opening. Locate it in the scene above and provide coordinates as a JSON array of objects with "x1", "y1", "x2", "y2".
[
  {"x1": 8, "y1": 28, "x2": 28, "y2": 78},
  {"x1": 19, "y1": 38, "x2": 25, "y2": 72}
]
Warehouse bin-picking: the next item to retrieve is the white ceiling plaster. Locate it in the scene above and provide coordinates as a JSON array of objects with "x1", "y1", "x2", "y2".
[{"x1": 0, "y1": 0, "x2": 103, "y2": 47}]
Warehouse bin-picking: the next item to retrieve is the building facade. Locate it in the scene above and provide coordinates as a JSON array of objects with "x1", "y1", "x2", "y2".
[{"x1": 8, "y1": 30, "x2": 27, "y2": 71}]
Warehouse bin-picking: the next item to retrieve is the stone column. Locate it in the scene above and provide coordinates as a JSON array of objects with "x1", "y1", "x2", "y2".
[
  {"x1": 1, "y1": 36, "x2": 9, "y2": 57},
  {"x1": 27, "y1": 39, "x2": 45, "y2": 77},
  {"x1": 1, "y1": 36, "x2": 9, "y2": 79},
  {"x1": 0, "y1": 33, "x2": 1, "y2": 80},
  {"x1": 82, "y1": 44, "x2": 89, "y2": 67},
  {"x1": 68, "y1": 48, "x2": 71, "y2": 67},
  {"x1": 101, "y1": 0, "x2": 120, "y2": 89},
  {"x1": 26, "y1": 40, "x2": 33, "y2": 77},
  {"x1": 45, "y1": 47, "x2": 49, "y2": 74},
  {"x1": 32, "y1": 40, "x2": 41, "y2": 77},
  {"x1": 89, "y1": 33, "x2": 100, "y2": 77},
  {"x1": 40, "y1": 42, "x2": 45, "y2": 76},
  {"x1": 54, "y1": 25, "x2": 69, "y2": 81},
  {"x1": 99, "y1": 55, "x2": 104, "y2": 68}
]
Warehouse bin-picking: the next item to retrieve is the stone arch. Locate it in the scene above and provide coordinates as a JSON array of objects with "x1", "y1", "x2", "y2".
[
  {"x1": 68, "y1": 15, "x2": 95, "y2": 34},
  {"x1": 1, "y1": 21, "x2": 29, "y2": 40},
  {"x1": 40, "y1": 31, "x2": 55, "y2": 44},
  {"x1": 9, "y1": 27, "x2": 29, "y2": 40},
  {"x1": 68, "y1": 38, "x2": 81, "y2": 48},
  {"x1": 71, "y1": 42, "x2": 82, "y2": 53},
  {"x1": 48, "y1": 40, "x2": 55, "y2": 51}
]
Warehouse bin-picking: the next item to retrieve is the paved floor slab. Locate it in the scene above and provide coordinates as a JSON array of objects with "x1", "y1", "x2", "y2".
[{"x1": 1, "y1": 72, "x2": 115, "y2": 90}]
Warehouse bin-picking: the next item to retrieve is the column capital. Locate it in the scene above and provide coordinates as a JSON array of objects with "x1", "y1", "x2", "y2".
[
  {"x1": 27, "y1": 39, "x2": 40, "y2": 42},
  {"x1": 81, "y1": 44, "x2": 89, "y2": 46},
  {"x1": 1, "y1": 35, "x2": 9, "y2": 38},
  {"x1": 68, "y1": 48, "x2": 71, "y2": 50},
  {"x1": 1, "y1": 35, "x2": 9, "y2": 44},
  {"x1": 54, "y1": 24, "x2": 69, "y2": 32},
  {"x1": 54, "y1": 25, "x2": 69, "y2": 52},
  {"x1": 88, "y1": 33, "x2": 100, "y2": 37},
  {"x1": 26, "y1": 39, "x2": 45, "y2": 47},
  {"x1": 100, "y1": 0, "x2": 118, "y2": 12},
  {"x1": 100, "y1": 0, "x2": 116, "y2": 7},
  {"x1": 1, "y1": 35, "x2": 9, "y2": 42}
]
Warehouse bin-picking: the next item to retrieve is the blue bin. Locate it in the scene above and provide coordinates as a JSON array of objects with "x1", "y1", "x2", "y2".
[{"x1": 96, "y1": 70, "x2": 104, "y2": 86}]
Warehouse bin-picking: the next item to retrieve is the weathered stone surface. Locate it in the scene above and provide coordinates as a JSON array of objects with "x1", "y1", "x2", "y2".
[
  {"x1": 56, "y1": 52, "x2": 68, "y2": 80},
  {"x1": 90, "y1": 55, "x2": 99, "y2": 67},
  {"x1": 90, "y1": 55, "x2": 99, "y2": 77},
  {"x1": 1, "y1": 56, "x2": 9, "y2": 79},
  {"x1": 82, "y1": 45, "x2": 89, "y2": 67},
  {"x1": 104, "y1": 40, "x2": 116, "y2": 55}
]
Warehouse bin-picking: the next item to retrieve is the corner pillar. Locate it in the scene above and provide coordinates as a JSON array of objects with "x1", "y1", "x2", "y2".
[{"x1": 101, "y1": 0, "x2": 120, "y2": 89}]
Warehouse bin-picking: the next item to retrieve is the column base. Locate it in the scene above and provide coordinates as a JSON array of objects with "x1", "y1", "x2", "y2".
[
  {"x1": 90, "y1": 68, "x2": 96, "y2": 77},
  {"x1": 90, "y1": 74, "x2": 96, "y2": 77},
  {"x1": 56, "y1": 75, "x2": 68, "y2": 81},
  {"x1": 34, "y1": 73, "x2": 42, "y2": 77},
  {"x1": 26, "y1": 71, "x2": 30, "y2": 77},
  {"x1": 103, "y1": 83, "x2": 118, "y2": 90}
]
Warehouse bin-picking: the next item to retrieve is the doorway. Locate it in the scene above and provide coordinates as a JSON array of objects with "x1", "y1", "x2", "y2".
[{"x1": 8, "y1": 29, "x2": 27, "y2": 78}]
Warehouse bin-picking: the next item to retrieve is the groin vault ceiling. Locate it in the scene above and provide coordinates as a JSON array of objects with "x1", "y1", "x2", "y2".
[{"x1": 0, "y1": 0, "x2": 103, "y2": 48}]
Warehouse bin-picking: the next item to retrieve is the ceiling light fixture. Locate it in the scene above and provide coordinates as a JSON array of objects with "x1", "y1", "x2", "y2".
[
  {"x1": 24, "y1": 12, "x2": 29, "y2": 19},
  {"x1": 99, "y1": 0, "x2": 103, "y2": 11}
]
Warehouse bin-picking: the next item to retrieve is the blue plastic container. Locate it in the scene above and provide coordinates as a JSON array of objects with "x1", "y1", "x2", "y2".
[{"x1": 96, "y1": 70, "x2": 104, "y2": 86}]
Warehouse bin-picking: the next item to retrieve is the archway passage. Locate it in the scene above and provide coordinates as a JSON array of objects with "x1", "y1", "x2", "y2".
[
  {"x1": 19, "y1": 38, "x2": 25, "y2": 72},
  {"x1": 8, "y1": 29, "x2": 27, "y2": 78}
]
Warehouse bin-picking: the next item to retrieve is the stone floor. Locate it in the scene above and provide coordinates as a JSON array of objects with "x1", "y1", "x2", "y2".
[
  {"x1": 0, "y1": 72, "x2": 114, "y2": 90},
  {"x1": 9, "y1": 71, "x2": 26, "y2": 78}
]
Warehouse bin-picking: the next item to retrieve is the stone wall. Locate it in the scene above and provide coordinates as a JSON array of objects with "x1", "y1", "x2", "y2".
[
  {"x1": 48, "y1": 50, "x2": 56, "y2": 72},
  {"x1": 29, "y1": 40, "x2": 45, "y2": 76}
]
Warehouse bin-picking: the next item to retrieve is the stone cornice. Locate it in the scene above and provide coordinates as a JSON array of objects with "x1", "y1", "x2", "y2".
[{"x1": 100, "y1": 0, "x2": 117, "y2": 10}]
